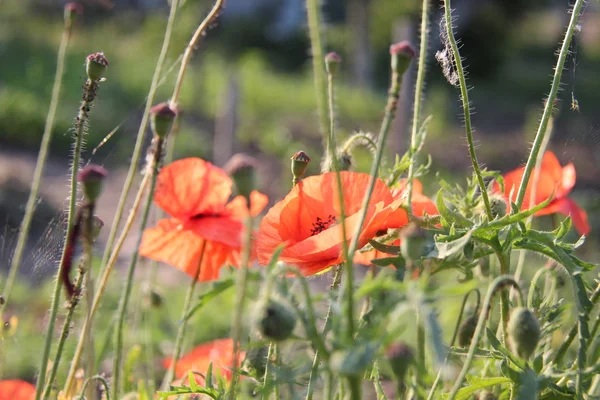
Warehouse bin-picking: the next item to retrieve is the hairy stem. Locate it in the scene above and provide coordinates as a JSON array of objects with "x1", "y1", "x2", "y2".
[{"x1": 515, "y1": 0, "x2": 586, "y2": 209}]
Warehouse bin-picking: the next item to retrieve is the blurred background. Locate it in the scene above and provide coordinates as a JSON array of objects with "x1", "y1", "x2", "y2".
[{"x1": 0, "y1": 0, "x2": 599, "y2": 382}]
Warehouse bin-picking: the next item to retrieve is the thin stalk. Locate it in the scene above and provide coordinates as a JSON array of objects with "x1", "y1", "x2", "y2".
[
  {"x1": 63, "y1": 172, "x2": 150, "y2": 395},
  {"x1": 261, "y1": 342, "x2": 275, "y2": 400},
  {"x1": 98, "y1": 0, "x2": 178, "y2": 275},
  {"x1": 515, "y1": 0, "x2": 586, "y2": 209},
  {"x1": 111, "y1": 137, "x2": 164, "y2": 400},
  {"x1": 447, "y1": 276, "x2": 524, "y2": 400},
  {"x1": 370, "y1": 362, "x2": 387, "y2": 400},
  {"x1": 35, "y1": 78, "x2": 98, "y2": 400},
  {"x1": 162, "y1": 241, "x2": 207, "y2": 387},
  {"x1": 1, "y1": 17, "x2": 73, "y2": 314},
  {"x1": 273, "y1": 344, "x2": 281, "y2": 400},
  {"x1": 495, "y1": 250, "x2": 511, "y2": 344},
  {"x1": 228, "y1": 213, "x2": 254, "y2": 398},
  {"x1": 405, "y1": 0, "x2": 430, "y2": 215},
  {"x1": 305, "y1": 0, "x2": 328, "y2": 142},
  {"x1": 442, "y1": 0, "x2": 492, "y2": 219}
]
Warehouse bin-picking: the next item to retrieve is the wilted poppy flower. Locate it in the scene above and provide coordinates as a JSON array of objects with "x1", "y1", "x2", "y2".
[
  {"x1": 498, "y1": 151, "x2": 590, "y2": 236},
  {"x1": 163, "y1": 338, "x2": 243, "y2": 382},
  {"x1": 0, "y1": 380, "x2": 35, "y2": 400},
  {"x1": 256, "y1": 171, "x2": 408, "y2": 275},
  {"x1": 140, "y1": 158, "x2": 268, "y2": 281},
  {"x1": 355, "y1": 179, "x2": 438, "y2": 266}
]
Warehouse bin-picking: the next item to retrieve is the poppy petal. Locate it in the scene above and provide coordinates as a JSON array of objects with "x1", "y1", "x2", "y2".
[
  {"x1": 225, "y1": 191, "x2": 269, "y2": 219},
  {"x1": 560, "y1": 162, "x2": 576, "y2": 197},
  {"x1": 0, "y1": 380, "x2": 35, "y2": 400},
  {"x1": 536, "y1": 197, "x2": 590, "y2": 236},
  {"x1": 154, "y1": 158, "x2": 232, "y2": 220}
]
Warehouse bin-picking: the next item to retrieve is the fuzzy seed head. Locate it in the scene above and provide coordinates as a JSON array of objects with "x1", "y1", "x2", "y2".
[
  {"x1": 325, "y1": 52, "x2": 341, "y2": 76},
  {"x1": 77, "y1": 164, "x2": 107, "y2": 203},
  {"x1": 507, "y1": 307, "x2": 541, "y2": 360},
  {"x1": 291, "y1": 151, "x2": 310, "y2": 182},
  {"x1": 255, "y1": 298, "x2": 296, "y2": 342},
  {"x1": 390, "y1": 41, "x2": 416, "y2": 75},
  {"x1": 86, "y1": 52, "x2": 108, "y2": 81},
  {"x1": 224, "y1": 153, "x2": 257, "y2": 204},
  {"x1": 150, "y1": 102, "x2": 177, "y2": 138},
  {"x1": 386, "y1": 342, "x2": 414, "y2": 382}
]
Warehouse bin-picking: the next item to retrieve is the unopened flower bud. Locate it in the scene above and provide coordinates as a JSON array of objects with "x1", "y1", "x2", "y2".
[
  {"x1": 390, "y1": 41, "x2": 416, "y2": 75},
  {"x1": 325, "y1": 52, "x2": 341, "y2": 76},
  {"x1": 399, "y1": 222, "x2": 427, "y2": 263},
  {"x1": 489, "y1": 194, "x2": 507, "y2": 219},
  {"x1": 291, "y1": 151, "x2": 310, "y2": 184},
  {"x1": 86, "y1": 52, "x2": 108, "y2": 82},
  {"x1": 224, "y1": 153, "x2": 257, "y2": 205},
  {"x1": 244, "y1": 344, "x2": 269, "y2": 376},
  {"x1": 77, "y1": 164, "x2": 107, "y2": 203},
  {"x1": 386, "y1": 342, "x2": 414, "y2": 383},
  {"x1": 458, "y1": 314, "x2": 478, "y2": 347},
  {"x1": 507, "y1": 307, "x2": 541, "y2": 360},
  {"x1": 150, "y1": 102, "x2": 177, "y2": 139},
  {"x1": 477, "y1": 257, "x2": 490, "y2": 278},
  {"x1": 142, "y1": 285, "x2": 164, "y2": 309},
  {"x1": 64, "y1": 2, "x2": 83, "y2": 29},
  {"x1": 255, "y1": 298, "x2": 296, "y2": 342}
]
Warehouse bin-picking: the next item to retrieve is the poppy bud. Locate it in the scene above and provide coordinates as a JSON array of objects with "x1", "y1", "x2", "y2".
[
  {"x1": 224, "y1": 153, "x2": 257, "y2": 205},
  {"x1": 150, "y1": 102, "x2": 177, "y2": 139},
  {"x1": 457, "y1": 314, "x2": 478, "y2": 347},
  {"x1": 291, "y1": 151, "x2": 310, "y2": 184},
  {"x1": 255, "y1": 298, "x2": 296, "y2": 342},
  {"x1": 478, "y1": 391, "x2": 497, "y2": 400},
  {"x1": 77, "y1": 164, "x2": 107, "y2": 203},
  {"x1": 64, "y1": 2, "x2": 83, "y2": 29},
  {"x1": 477, "y1": 256, "x2": 490, "y2": 278},
  {"x1": 390, "y1": 41, "x2": 416, "y2": 76},
  {"x1": 399, "y1": 223, "x2": 427, "y2": 263},
  {"x1": 325, "y1": 52, "x2": 341, "y2": 76},
  {"x1": 244, "y1": 344, "x2": 269, "y2": 376},
  {"x1": 489, "y1": 194, "x2": 507, "y2": 219},
  {"x1": 86, "y1": 52, "x2": 108, "y2": 82},
  {"x1": 385, "y1": 342, "x2": 414, "y2": 384},
  {"x1": 507, "y1": 307, "x2": 541, "y2": 360}
]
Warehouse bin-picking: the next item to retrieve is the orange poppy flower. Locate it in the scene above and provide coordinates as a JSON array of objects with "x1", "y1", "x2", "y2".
[
  {"x1": 497, "y1": 151, "x2": 590, "y2": 236},
  {"x1": 355, "y1": 179, "x2": 438, "y2": 266},
  {"x1": 140, "y1": 158, "x2": 268, "y2": 281},
  {"x1": 0, "y1": 380, "x2": 35, "y2": 400},
  {"x1": 163, "y1": 338, "x2": 243, "y2": 382},
  {"x1": 256, "y1": 171, "x2": 408, "y2": 275}
]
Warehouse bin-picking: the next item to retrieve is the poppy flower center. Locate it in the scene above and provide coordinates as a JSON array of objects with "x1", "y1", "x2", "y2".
[{"x1": 310, "y1": 214, "x2": 337, "y2": 236}]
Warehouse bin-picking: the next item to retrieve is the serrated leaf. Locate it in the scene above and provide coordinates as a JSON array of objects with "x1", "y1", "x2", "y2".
[
  {"x1": 435, "y1": 230, "x2": 473, "y2": 259},
  {"x1": 553, "y1": 217, "x2": 572, "y2": 241},
  {"x1": 443, "y1": 376, "x2": 511, "y2": 400},
  {"x1": 436, "y1": 190, "x2": 473, "y2": 228}
]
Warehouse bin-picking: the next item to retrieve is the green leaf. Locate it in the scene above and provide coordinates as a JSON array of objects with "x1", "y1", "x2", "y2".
[
  {"x1": 436, "y1": 189, "x2": 473, "y2": 228},
  {"x1": 434, "y1": 230, "x2": 473, "y2": 259},
  {"x1": 206, "y1": 362, "x2": 214, "y2": 389},
  {"x1": 553, "y1": 216, "x2": 572, "y2": 241},
  {"x1": 516, "y1": 368, "x2": 538, "y2": 400},
  {"x1": 368, "y1": 239, "x2": 400, "y2": 255},
  {"x1": 371, "y1": 256, "x2": 405, "y2": 269},
  {"x1": 486, "y1": 328, "x2": 526, "y2": 371},
  {"x1": 443, "y1": 376, "x2": 511, "y2": 400}
]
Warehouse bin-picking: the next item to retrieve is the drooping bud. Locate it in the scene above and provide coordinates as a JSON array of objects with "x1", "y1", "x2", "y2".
[
  {"x1": 255, "y1": 298, "x2": 297, "y2": 342},
  {"x1": 77, "y1": 164, "x2": 107, "y2": 203},
  {"x1": 150, "y1": 102, "x2": 177, "y2": 139},
  {"x1": 390, "y1": 41, "x2": 416, "y2": 76},
  {"x1": 489, "y1": 193, "x2": 508, "y2": 219},
  {"x1": 385, "y1": 342, "x2": 414, "y2": 386},
  {"x1": 244, "y1": 344, "x2": 269, "y2": 376},
  {"x1": 86, "y1": 52, "x2": 108, "y2": 82},
  {"x1": 291, "y1": 151, "x2": 310, "y2": 185},
  {"x1": 325, "y1": 52, "x2": 341, "y2": 76},
  {"x1": 64, "y1": 2, "x2": 83, "y2": 29},
  {"x1": 224, "y1": 153, "x2": 257, "y2": 205},
  {"x1": 477, "y1": 256, "x2": 490, "y2": 278},
  {"x1": 399, "y1": 222, "x2": 428, "y2": 263},
  {"x1": 458, "y1": 314, "x2": 478, "y2": 347},
  {"x1": 507, "y1": 307, "x2": 541, "y2": 360},
  {"x1": 142, "y1": 284, "x2": 164, "y2": 309}
]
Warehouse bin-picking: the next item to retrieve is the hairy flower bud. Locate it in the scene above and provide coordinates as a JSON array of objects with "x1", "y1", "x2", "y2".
[
  {"x1": 458, "y1": 314, "x2": 478, "y2": 347},
  {"x1": 489, "y1": 193, "x2": 507, "y2": 219},
  {"x1": 150, "y1": 102, "x2": 177, "y2": 139},
  {"x1": 77, "y1": 164, "x2": 107, "y2": 203},
  {"x1": 255, "y1": 298, "x2": 296, "y2": 342},
  {"x1": 386, "y1": 342, "x2": 414, "y2": 383},
  {"x1": 325, "y1": 52, "x2": 341, "y2": 76},
  {"x1": 244, "y1": 344, "x2": 269, "y2": 376},
  {"x1": 507, "y1": 307, "x2": 541, "y2": 360},
  {"x1": 291, "y1": 151, "x2": 310, "y2": 184},
  {"x1": 400, "y1": 222, "x2": 427, "y2": 263},
  {"x1": 390, "y1": 41, "x2": 416, "y2": 75},
  {"x1": 86, "y1": 52, "x2": 108, "y2": 82},
  {"x1": 224, "y1": 153, "x2": 257, "y2": 205}
]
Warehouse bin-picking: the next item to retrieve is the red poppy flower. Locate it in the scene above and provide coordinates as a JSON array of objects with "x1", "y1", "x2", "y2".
[
  {"x1": 256, "y1": 171, "x2": 408, "y2": 275},
  {"x1": 497, "y1": 151, "x2": 590, "y2": 236},
  {"x1": 355, "y1": 179, "x2": 438, "y2": 265},
  {"x1": 140, "y1": 158, "x2": 268, "y2": 281},
  {"x1": 163, "y1": 338, "x2": 243, "y2": 382},
  {"x1": 0, "y1": 380, "x2": 35, "y2": 400}
]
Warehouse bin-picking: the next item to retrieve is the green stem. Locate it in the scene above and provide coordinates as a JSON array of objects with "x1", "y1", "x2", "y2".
[
  {"x1": 35, "y1": 78, "x2": 98, "y2": 400},
  {"x1": 162, "y1": 241, "x2": 207, "y2": 387},
  {"x1": 370, "y1": 362, "x2": 387, "y2": 400},
  {"x1": 405, "y1": 0, "x2": 430, "y2": 215},
  {"x1": 515, "y1": 0, "x2": 585, "y2": 209},
  {"x1": 496, "y1": 250, "x2": 511, "y2": 344},
  {"x1": 305, "y1": 0, "x2": 328, "y2": 144},
  {"x1": 111, "y1": 137, "x2": 164, "y2": 400},
  {"x1": 261, "y1": 342, "x2": 275, "y2": 400},
  {"x1": 442, "y1": 0, "x2": 492, "y2": 219},
  {"x1": 273, "y1": 344, "x2": 281, "y2": 400},
  {"x1": 1, "y1": 21, "x2": 72, "y2": 315},
  {"x1": 228, "y1": 213, "x2": 254, "y2": 398},
  {"x1": 447, "y1": 276, "x2": 524, "y2": 400}
]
